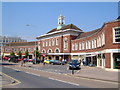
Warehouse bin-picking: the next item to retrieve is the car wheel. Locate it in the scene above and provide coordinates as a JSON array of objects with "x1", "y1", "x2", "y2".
[{"x1": 69, "y1": 67, "x2": 71, "y2": 70}]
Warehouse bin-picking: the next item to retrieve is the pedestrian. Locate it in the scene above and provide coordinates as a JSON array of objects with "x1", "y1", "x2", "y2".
[
  {"x1": 21, "y1": 60, "x2": 23, "y2": 66},
  {"x1": 8, "y1": 58, "x2": 10, "y2": 63}
]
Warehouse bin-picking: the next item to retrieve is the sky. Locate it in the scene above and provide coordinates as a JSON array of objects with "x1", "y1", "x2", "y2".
[{"x1": 2, "y1": 2, "x2": 119, "y2": 41}]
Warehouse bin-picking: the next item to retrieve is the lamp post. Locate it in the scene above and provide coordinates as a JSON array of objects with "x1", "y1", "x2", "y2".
[{"x1": 35, "y1": 41, "x2": 37, "y2": 64}]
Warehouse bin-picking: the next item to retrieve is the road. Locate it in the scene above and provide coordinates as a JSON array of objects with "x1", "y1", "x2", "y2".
[
  {"x1": 2, "y1": 67, "x2": 85, "y2": 88},
  {"x1": 1, "y1": 61, "x2": 118, "y2": 88},
  {"x1": 27, "y1": 64, "x2": 76, "y2": 74}
]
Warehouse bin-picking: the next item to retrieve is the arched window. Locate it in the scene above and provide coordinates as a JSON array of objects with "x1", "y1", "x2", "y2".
[
  {"x1": 42, "y1": 50, "x2": 46, "y2": 53},
  {"x1": 48, "y1": 49, "x2": 52, "y2": 53},
  {"x1": 55, "y1": 48, "x2": 60, "y2": 53},
  {"x1": 64, "y1": 38, "x2": 68, "y2": 50}
]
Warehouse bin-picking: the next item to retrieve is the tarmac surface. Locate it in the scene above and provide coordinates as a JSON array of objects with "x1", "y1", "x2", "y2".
[
  {"x1": 23, "y1": 62, "x2": 119, "y2": 83},
  {"x1": 1, "y1": 61, "x2": 120, "y2": 88}
]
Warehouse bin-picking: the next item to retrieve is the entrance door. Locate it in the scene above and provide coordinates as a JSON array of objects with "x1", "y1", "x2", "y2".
[
  {"x1": 114, "y1": 53, "x2": 120, "y2": 69},
  {"x1": 56, "y1": 56, "x2": 59, "y2": 60},
  {"x1": 49, "y1": 56, "x2": 52, "y2": 60}
]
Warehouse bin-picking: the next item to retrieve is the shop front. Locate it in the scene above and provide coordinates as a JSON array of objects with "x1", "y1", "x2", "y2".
[{"x1": 113, "y1": 53, "x2": 120, "y2": 69}]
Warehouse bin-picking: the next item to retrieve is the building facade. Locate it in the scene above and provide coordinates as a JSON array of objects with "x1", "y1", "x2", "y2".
[
  {"x1": 0, "y1": 36, "x2": 27, "y2": 58},
  {"x1": 0, "y1": 36, "x2": 27, "y2": 46},
  {"x1": 37, "y1": 15, "x2": 120, "y2": 70},
  {"x1": 3, "y1": 41, "x2": 36, "y2": 59}
]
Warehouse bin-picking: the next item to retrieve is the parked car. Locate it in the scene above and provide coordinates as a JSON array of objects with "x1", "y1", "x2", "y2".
[
  {"x1": 69, "y1": 60, "x2": 80, "y2": 70},
  {"x1": 44, "y1": 60, "x2": 50, "y2": 64},
  {"x1": 61, "y1": 60, "x2": 68, "y2": 65},
  {"x1": 49, "y1": 60, "x2": 55, "y2": 64},
  {"x1": 50, "y1": 60, "x2": 62, "y2": 65}
]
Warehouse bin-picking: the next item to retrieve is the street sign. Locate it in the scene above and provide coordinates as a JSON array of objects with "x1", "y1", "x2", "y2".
[{"x1": 43, "y1": 54, "x2": 46, "y2": 57}]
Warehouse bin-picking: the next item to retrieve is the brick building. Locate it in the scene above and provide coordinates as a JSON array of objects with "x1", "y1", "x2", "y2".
[
  {"x1": 3, "y1": 41, "x2": 37, "y2": 59},
  {"x1": 37, "y1": 14, "x2": 120, "y2": 70}
]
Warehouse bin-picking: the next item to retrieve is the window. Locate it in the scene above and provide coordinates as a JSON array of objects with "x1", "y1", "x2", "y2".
[
  {"x1": 52, "y1": 39, "x2": 55, "y2": 46},
  {"x1": 75, "y1": 43, "x2": 78, "y2": 50},
  {"x1": 97, "y1": 36, "x2": 101, "y2": 47},
  {"x1": 86, "y1": 41, "x2": 88, "y2": 50},
  {"x1": 5, "y1": 48, "x2": 10, "y2": 52},
  {"x1": 79, "y1": 43, "x2": 82, "y2": 50},
  {"x1": 56, "y1": 38, "x2": 59, "y2": 45},
  {"x1": 46, "y1": 41, "x2": 48, "y2": 46},
  {"x1": 94, "y1": 39, "x2": 97, "y2": 48},
  {"x1": 82, "y1": 42, "x2": 84, "y2": 50},
  {"x1": 48, "y1": 49, "x2": 52, "y2": 53},
  {"x1": 64, "y1": 38, "x2": 68, "y2": 50},
  {"x1": 42, "y1": 50, "x2": 46, "y2": 53},
  {"x1": 55, "y1": 48, "x2": 60, "y2": 53},
  {"x1": 43, "y1": 41, "x2": 45, "y2": 47},
  {"x1": 49, "y1": 40, "x2": 51, "y2": 46},
  {"x1": 102, "y1": 33, "x2": 105, "y2": 45},
  {"x1": 113, "y1": 27, "x2": 120, "y2": 43},
  {"x1": 72, "y1": 43, "x2": 75, "y2": 51},
  {"x1": 92, "y1": 39, "x2": 97, "y2": 49}
]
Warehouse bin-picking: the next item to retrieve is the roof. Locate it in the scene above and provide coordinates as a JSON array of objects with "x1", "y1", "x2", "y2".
[
  {"x1": 47, "y1": 24, "x2": 82, "y2": 34},
  {"x1": 6, "y1": 41, "x2": 36, "y2": 46},
  {"x1": 117, "y1": 16, "x2": 120, "y2": 20},
  {"x1": 76, "y1": 28, "x2": 101, "y2": 39}
]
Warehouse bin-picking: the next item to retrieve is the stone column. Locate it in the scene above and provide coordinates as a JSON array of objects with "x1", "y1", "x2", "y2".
[
  {"x1": 110, "y1": 52, "x2": 114, "y2": 69},
  {"x1": 97, "y1": 54, "x2": 99, "y2": 67}
]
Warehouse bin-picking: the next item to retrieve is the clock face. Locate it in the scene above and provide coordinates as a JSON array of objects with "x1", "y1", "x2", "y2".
[{"x1": 57, "y1": 25, "x2": 62, "y2": 30}]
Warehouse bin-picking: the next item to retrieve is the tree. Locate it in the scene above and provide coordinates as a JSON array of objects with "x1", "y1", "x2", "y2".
[
  {"x1": 34, "y1": 47, "x2": 40, "y2": 60},
  {"x1": 10, "y1": 51, "x2": 15, "y2": 56},
  {"x1": 18, "y1": 51, "x2": 22, "y2": 59},
  {"x1": 10, "y1": 51, "x2": 16, "y2": 63},
  {"x1": 25, "y1": 49, "x2": 29, "y2": 59}
]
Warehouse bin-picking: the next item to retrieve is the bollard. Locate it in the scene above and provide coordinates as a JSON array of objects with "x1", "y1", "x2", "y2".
[
  {"x1": 72, "y1": 69, "x2": 74, "y2": 75},
  {"x1": 11, "y1": 80, "x2": 15, "y2": 83}
]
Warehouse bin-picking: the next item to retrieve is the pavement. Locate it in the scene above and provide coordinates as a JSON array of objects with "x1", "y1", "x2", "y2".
[
  {"x1": 1, "y1": 72, "x2": 20, "y2": 88},
  {"x1": 72, "y1": 66, "x2": 119, "y2": 83},
  {"x1": 2, "y1": 61, "x2": 120, "y2": 83}
]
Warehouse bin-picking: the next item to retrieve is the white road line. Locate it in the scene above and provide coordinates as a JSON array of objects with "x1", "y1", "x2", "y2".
[
  {"x1": 48, "y1": 77, "x2": 79, "y2": 86},
  {"x1": 25, "y1": 72, "x2": 41, "y2": 77}
]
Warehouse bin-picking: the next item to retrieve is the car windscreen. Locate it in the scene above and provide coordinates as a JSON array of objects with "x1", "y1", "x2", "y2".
[{"x1": 70, "y1": 60, "x2": 79, "y2": 64}]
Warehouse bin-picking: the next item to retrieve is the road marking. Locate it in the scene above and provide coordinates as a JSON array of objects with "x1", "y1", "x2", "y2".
[
  {"x1": 4, "y1": 66, "x2": 118, "y2": 84},
  {"x1": 25, "y1": 72, "x2": 41, "y2": 77},
  {"x1": 48, "y1": 77, "x2": 79, "y2": 86},
  {"x1": 0, "y1": 72, "x2": 21, "y2": 87}
]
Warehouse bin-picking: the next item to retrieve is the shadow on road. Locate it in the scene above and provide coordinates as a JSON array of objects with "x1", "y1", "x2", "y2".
[{"x1": 0, "y1": 63, "x2": 17, "y2": 66}]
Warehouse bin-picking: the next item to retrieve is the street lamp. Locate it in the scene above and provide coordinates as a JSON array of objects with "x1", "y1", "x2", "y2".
[{"x1": 35, "y1": 41, "x2": 37, "y2": 64}]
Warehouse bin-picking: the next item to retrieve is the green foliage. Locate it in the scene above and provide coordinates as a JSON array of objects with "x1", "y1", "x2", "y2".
[
  {"x1": 34, "y1": 46, "x2": 40, "y2": 59},
  {"x1": 25, "y1": 49, "x2": 29, "y2": 58},
  {"x1": 18, "y1": 51, "x2": 22, "y2": 58},
  {"x1": 10, "y1": 51, "x2": 15, "y2": 56}
]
